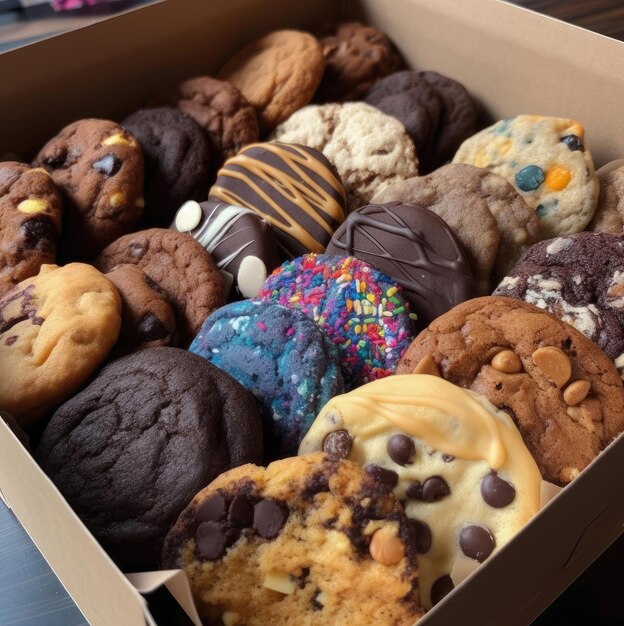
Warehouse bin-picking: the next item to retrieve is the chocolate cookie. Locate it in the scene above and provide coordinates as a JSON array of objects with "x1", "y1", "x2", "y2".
[
  {"x1": 363, "y1": 71, "x2": 441, "y2": 166},
  {"x1": 589, "y1": 164, "x2": 624, "y2": 234},
  {"x1": 171, "y1": 200, "x2": 280, "y2": 298},
  {"x1": 218, "y1": 30, "x2": 324, "y2": 133},
  {"x1": 0, "y1": 263, "x2": 121, "y2": 426},
  {"x1": 161, "y1": 453, "x2": 424, "y2": 626},
  {"x1": 397, "y1": 296, "x2": 624, "y2": 485},
  {"x1": 495, "y1": 232, "x2": 624, "y2": 378},
  {"x1": 315, "y1": 22, "x2": 404, "y2": 102},
  {"x1": 372, "y1": 164, "x2": 539, "y2": 293},
  {"x1": 121, "y1": 107, "x2": 210, "y2": 226},
  {"x1": 106, "y1": 264, "x2": 177, "y2": 353},
  {"x1": 95, "y1": 228, "x2": 225, "y2": 345},
  {"x1": 156, "y1": 76, "x2": 259, "y2": 169},
  {"x1": 300, "y1": 375, "x2": 542, "y2": 609},
  {"x1": 326, "y1": 202, "x2": 476, "y2": 331},
  {"x1": 33, "y1": 119, "x2": 144, "y2": 259},
  {"x1": 209, "y1": 142, "x2": 346, "y2": 258},
  {"x1": 272, "y1": 103, "x2": 419, "y2": 213},
  {"x1": 37, "y1": 347, "x2": 263, "y2": 568},
  {"x1": 0, "y1": 162, "x2": 62, "y2": 297}
]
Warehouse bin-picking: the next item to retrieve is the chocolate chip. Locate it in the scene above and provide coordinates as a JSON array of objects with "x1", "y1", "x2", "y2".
[
  {"x1": 138, "y1": 313, "x2": 169, "y2": 342},
  {"x1": 41, "y1": 147, "x2": 67, "y2": 168},
  {"x1": 431, "y1": 575, "x2": 454, "y2": 606},
  {"x1": 561, "y1": 134, "x2": 584, "y2": 151},
  {"x1": 195, "y1": 521, "x2": 227, "y2": 560},
  {"x1": 20, "y1": 216, "x2": 56, "y2": 249},
  {"x1": 409, "y1": 519, "x2": 432, "y2": 554},
  {"x1": 421, "y1": 476, "x2": 450, "y2": 502},
  {"x1": 322, "y1": 430, "x2": 352, "y2": 458},
  {"x1": 387, "y1": 434, "x2": 416, "y2": 466},
  {"x1": 253, "y1": 499, "x2": 288, "y2": 539},
  {"x1": 364, "y1": 464, "x2": 399, "y2": 489},
  {"x1": 459, "y1": 525, "x2": 495, "y2": 562},
  {"x1": 481, "y1": 471, "x2": 516, "y2": 508},
  {"x1": 93, "y1": 154, "x2": 122, "y2": 177},
  {"x1": 405, "y1": 481, "x2": 423, "y2": 499},
  {"x1": 312, "y1": 590, "x2": 323, "y2": 611},
  {"x1": 229, "y1": 494, "x2": 253, "y2": 527},
  {"x1": 196, "y1": 494, "x2": 227, "y2": 522},
  {"x1": 442, "y1": 454, "x2": 455, "y2": 462}
]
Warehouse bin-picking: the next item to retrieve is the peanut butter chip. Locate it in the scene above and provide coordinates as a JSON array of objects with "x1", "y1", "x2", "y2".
[
  {"x1": 491, "y1": 349, "x2": 523, "y2": 373},
  {"x1": 563, "y1": 380, "x2": 590, "y2": 406},
  {"x1": 566, "y1": 398, "x2": 601, "y2": 433},
  {"x1": 412, "y1": 354, "x2": 440, "y2": 377},
  {"x1": 531, "y1": 346, "x2": 571, "y2": 387},
  {"x1": 110, "y1": 192, "x2": 125, "y2": 208},
  {"x1": 369, "y1": 528, "x2": 405, "y2": 566},
  {"x1": 559, "y1": 467, "x2": 580, "y2": 483}
]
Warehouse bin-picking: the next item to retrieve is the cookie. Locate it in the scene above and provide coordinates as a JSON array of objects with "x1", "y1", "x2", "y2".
[
  {"x1": 453, "y1": 115, "x2": 599, "y2": 238},
  {"x1": 171, "y1": 200, "x2": 280, "y2": 299},
  {"x1": 397, "y1": 296, "x2": 624, "y2": 485},
  {"x1": 105, "y1": 264, "x2": 177, "y2": 353},
  {"x1": 95, "y1": 228, "x2": 225, "y2": 346},
  {"x1": 299, "y1": 375, "x2": 542, "y2": 609},
  {"x1": 0, "y1": 263, "x2": 121, "y2": 426},
  {"x1": 372, "y1": 164, "x2": 539, "y2": 293},
  {"x1": 272, "y1": 103, "x2": 419, "y2": 212},
  {"x1": 417, "y1": 71, "x2": 479, "y2": 171},
  {"x1": 363, "y1": 71, "x2": 441, "y2": 166},
  {"x1": 589, "y1": 164, "x2": 624, "y2": 233},
  {"x1": 0, "y1": 162, "x2": 63, "y2": 297},
  {"x1": 156, "y1": 76, "x2": 259, "y2": 168},
  {"x1": 218, "y1": 30, "x2": 324, "y2": 133},
  {"x1": 36, "y1": 347, "x2": 263, "y2": 568},
  {"x1": 161, "y1": 453, "x2": 424, "y2": 626},
  {"x1": 33, "y1": 119, "x2": 144, "y2": 259},
  {"x1": 315, "y1": 22, "x2": 404, "y2": 102},
  {"x1": 121, "y1": 107, "x2": 210, "y2": 227},
  {"x1": 494, "y1": 232, "x2": 624, "y2": 378},
  {"x1": 326, "y1": 202, "x2": 476, "y2": 331},
  {"x1": 258, "y1": 254, "x2": 415, "y2": 388},
  {"x1": 208, "y1": 142, "x2": 345, "y2": 258},
  {"x1": 190, "y1": 300, "x2": 344, "y2": 457}
]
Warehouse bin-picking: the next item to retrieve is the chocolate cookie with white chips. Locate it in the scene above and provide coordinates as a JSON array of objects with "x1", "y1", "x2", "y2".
[
  {"x1": 494, "y1": 231, "x2": 624, "y2": 378},
  {"x1": 171, "y1": 200, "x2": 279, "y2": 298}
]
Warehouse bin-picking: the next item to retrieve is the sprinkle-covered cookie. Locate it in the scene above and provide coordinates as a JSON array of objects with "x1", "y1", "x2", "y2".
[
  {"x1": 299, "y1": 375, "x2": 542, "y2": 609},
  {"x1": 190, "y1": 300, "x2": 344, "y2": 457},
  {"x1": 161, "y1": 453, "x2": 424, "y2": 626},
  {"x1": 258, "y1": 254, "x2": 416, "y2": 388},
  {"x1": 453, "y1": 115, "x2": 599, "y2": 238}
]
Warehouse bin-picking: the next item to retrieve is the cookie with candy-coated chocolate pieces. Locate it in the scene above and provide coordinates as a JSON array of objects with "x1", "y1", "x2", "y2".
[
  {"x1": 300, "y1": 375, "x2": 542, "y2": 609},
  {"x1": 162, "y1": 453, "x2": 424, "y2": 626},
  {"x1": 397, "y1": 296, "x2": 624, "y2": 485}
]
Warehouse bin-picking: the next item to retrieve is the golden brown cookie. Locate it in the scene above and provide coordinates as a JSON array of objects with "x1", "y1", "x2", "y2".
[
  {"x1": 0, "y1": 162, "x2": 63, "y2": 297},
  {"x1": 162, "y1": 453, "x2": 424, "y2": 626},
  {"x1": 588, "y1": 164, "x2": 624, "y2": 233},
  {"x1": 0, "y1": 263, "x2": 121, "y2": 426},
  {"x1": 218, "y1": 30, "x2": 325, "y2": 133},
  {"x1": 397, "y1": 296, "x2": 624, "y2": 485}
]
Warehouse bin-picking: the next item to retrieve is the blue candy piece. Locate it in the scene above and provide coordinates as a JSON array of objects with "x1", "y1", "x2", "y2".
[
  {"x1": 515, "y1": 164, "x2": 545, "y2": 191},
  {"x1": 190, "y1": 300, "x2": 344, "y2": 457}
]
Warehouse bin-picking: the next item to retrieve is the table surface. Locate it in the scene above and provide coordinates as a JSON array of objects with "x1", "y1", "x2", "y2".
[{"x1": 1, "y1": 1, "x2": 624, "y2": 625}]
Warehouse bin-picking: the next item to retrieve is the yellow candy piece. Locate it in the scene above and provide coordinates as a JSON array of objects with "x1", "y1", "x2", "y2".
[
  {"x1": 495, "y1": 137, "x2": 512, "y2": 155},
  {"x1": 568, "y1": 122, "x2": 585, "y2": 139},
  {"x1": 17, "y1": 198, "x2": 49, "y2": 214},
  {"x1": 474, "y1": 150, "x2": 490, "y2": 168},
  {"x1": 109, "y1": 192, "x2": 125, "y2": 207},
  {"x1": 545, "y1": 166, "x2": 571, "y2": 191},
  {"x1": 102, "y1": 133, "x2": 134, "y2": 147}
]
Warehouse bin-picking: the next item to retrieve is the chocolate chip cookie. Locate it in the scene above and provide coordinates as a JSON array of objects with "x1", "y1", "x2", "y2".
[
  {"x1": 397, "y1": 296, "x2": 624, "y2": 485},
  {"x1": 37, "y1": 347, "x2": 263, "y2": 568},
  {"x1": 95, "y1": 228, "x2": 225, "y2": 346},
  {"x1": 0, "y1": 162, "x2": 63, "y2": 297},
  {"x1": 589, "y1": 164, "x2": 624, "y2": 234},
  {"x1": 161, "y1": 453, "x2": 424, "y2": 626},
  {"x1": 33, "y1": 119, "x2": 144, "y2": 259}
]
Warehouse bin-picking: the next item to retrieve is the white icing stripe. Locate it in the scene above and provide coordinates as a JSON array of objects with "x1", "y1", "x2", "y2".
[{"x1": 193, "y1": 203, "x2": 257, "y2": 253}]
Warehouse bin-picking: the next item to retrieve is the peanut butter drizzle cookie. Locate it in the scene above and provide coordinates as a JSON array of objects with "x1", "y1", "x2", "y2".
[
  {"x1": 162, "y1": 453, "x2": 424, "y2": 626},
  {"x1": 397, "y1": 296, "x2": 624, "y2": 485},
  {"x1": 218, "y1": 30, "x2": 325, "y2": 133},
  {"x1": 0, "y1": 162, "x2": 62, "y2": 297},
  {"x1": 33, "y1": 119, "x2": 144, "y2": 259}
]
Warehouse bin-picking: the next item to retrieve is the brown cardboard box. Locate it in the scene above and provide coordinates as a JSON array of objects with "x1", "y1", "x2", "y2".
[{"x1": 0, "y1": 1, "x2": 623, "y2": 624}]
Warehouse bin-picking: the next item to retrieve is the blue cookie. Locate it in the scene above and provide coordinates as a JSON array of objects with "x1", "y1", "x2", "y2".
[{"x1": 189, "y1": 300, "x2": 344, "y2": 456}]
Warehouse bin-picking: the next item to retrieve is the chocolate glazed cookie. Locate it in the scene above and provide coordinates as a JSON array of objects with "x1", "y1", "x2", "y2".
[
  {"x1": 397, "y1": 296, "x2": 624, "y2": 485},
  {"x1": 37, "y1": 347, "x2": 263, "y2": 568}
]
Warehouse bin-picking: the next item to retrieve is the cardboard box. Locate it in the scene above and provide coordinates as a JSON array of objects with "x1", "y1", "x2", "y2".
[{"x1": 1, "y1": 1, "x2": 623, "y2": 624}]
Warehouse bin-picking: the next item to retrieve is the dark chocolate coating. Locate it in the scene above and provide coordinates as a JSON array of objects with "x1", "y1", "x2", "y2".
[
  {"x1": 326, "y1": 202, "x2": 476, "y2": 330},
  {"x1": 36, "y1": 347, "x2": 263, "y2": 568}
]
